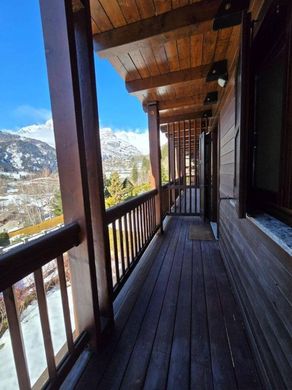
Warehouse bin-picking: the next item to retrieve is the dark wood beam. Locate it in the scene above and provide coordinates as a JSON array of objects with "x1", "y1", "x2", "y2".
[
  {"x1": 148, "y1": 102, "x2": 163, "y2": 233},
  {"x1": 93, "y1": 1, "x2": 220, "y2": 57},
  {"x1": 126, "y1": 64, "x2": 210, "y2": 93},
  {"x1": 40, "y1": 0, "x2": 113, "y2": 348},
  {"x1": 160, "y1": 104, "x2": 214, "y2": 118},
  {"x1": 160, "y1": 110, "x2": 210, "y2": 124},
  {"x1": 143, "y1": 94, "x2": 206, "y2": 112}
]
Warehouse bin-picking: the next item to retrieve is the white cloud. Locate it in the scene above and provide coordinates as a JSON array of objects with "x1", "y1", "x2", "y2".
[
  {"x1": 17, "y1": 118, "x2": 55, "y2": 147},
  {"x1": 13, "y1": 105, "x2": 52, "y2": 124},
  {"x1": 112, "y1": 129, "x2": 167, "y2": 155}
]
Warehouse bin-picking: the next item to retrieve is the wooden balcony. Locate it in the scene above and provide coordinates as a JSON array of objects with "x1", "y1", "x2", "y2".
[
  {"x1": 73, "y1": 216, "x2": 261, "y2": 389},
  {"x1": 1, "y1": 1, "x2": 289, "y2": 388}
]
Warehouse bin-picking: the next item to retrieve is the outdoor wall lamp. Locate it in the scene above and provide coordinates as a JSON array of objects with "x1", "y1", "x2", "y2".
[
  {"x1": 218, "y1": 74, "x2": 228, "y2": 88},
  {"x1": 206, "y1": 60, "x2": 228, "y2": 88}
]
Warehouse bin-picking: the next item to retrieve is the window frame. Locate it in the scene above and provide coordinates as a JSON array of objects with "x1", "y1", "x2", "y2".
[{"x1": 247, "y1": 0, "x2": 292, "y2": 226}]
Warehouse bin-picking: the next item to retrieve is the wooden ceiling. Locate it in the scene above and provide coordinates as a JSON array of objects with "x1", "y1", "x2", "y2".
[{"x1": 90, "y1": 0, "x2": 265, "y2": 127}]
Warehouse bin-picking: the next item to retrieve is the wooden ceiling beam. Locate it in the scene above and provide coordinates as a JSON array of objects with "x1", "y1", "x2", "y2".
[
  {"x1": 143, "y1": 95, "x2": 206, "y2": 112},
  {"x1": 126, "y1": 64, "x2": 210, "y2": 93},
  {"x1": 160, "y1": 111, "x2": 211, "y2": 124},
  {"x1": 93, "y1": 1, "x2": 220, "y2": 57},
  {"x1": 160, "y1": 104, "x2": 214, "y2": 117}
]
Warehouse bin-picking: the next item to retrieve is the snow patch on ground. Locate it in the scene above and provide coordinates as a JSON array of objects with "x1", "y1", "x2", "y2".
[{"x1": 0, "y1": 286, "x2": 75, "y2": 389}]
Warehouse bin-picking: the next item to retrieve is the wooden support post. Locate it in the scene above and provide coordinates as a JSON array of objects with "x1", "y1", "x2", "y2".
[
  {"x1": 169, "y1": 127, "x2": 176, "y2": 207},
  {"x1": 148, "y1": 102, "x2": 163, "y2": 233},
  {"x1": 169, "y1": 128, "x2": 176, "y2": 184},
  {"x1": 39, "y1": 0, "x2": 113, "y2": 349}
]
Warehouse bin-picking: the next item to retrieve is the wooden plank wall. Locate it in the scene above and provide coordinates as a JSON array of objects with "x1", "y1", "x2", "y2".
[{"x1": 218, "y1": 70, "x2": 292, "y2": 389}]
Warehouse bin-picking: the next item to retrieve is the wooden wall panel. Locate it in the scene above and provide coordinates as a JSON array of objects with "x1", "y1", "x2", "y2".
[
  {"x1": 219, "y1": 59, "x2": 292, "y2": 389},
  {"x1": 219, "y1": 202, "x2": 292, "y2": 389}
]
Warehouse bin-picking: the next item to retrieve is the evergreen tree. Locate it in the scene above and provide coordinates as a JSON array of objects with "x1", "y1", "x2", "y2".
[
  {"x1": 0, "y1": 232, "x2": 10, "y2": 247},
  {"x1": 161, "y1": 144, "x2": 169, "y2": 184},
  {"x1": 52, "y1": 191, "x2": 63, "y2": 216},
  {"x1": 141, "y1": 156, "x2": 150, "y2": 183},
  {"x1": 106, "y1": 172, "x2": 127, "y2": 208},
  {"x1": 131, "y1": 163, "x2": 138, "y2": 184}
]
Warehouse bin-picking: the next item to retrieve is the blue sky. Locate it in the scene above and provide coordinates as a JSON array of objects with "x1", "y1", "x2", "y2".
[{"x1": 0, "y1": 1, "x2": 147, "y2": 131}]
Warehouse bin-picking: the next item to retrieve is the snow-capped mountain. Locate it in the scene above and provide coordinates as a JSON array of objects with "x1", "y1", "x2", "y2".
[
  {"x1": 100, "y1": 128, "x2": 141, "y2": 159},
  {"x1": 0, "y1": 131, "x2": 57, "y2": 174},
  {"x1": 17, "y1": 119, "x2": 56, "y2": 148},
  {"x1": 1, "y1": 121, "x2": 143, "y2": 176},
  {"x1": 17, "y1": 120, "x2": 143, "y2": 154}
]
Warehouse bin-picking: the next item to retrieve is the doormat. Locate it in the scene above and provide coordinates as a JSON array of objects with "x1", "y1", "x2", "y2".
[{"x1": 189, "y1": 224, "x2": 214, "y2": 241}]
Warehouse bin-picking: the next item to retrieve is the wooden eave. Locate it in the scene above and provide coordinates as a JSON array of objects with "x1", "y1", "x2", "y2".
[{"x1": 90, "y1": 0, "x2": 265, "y2": 126}]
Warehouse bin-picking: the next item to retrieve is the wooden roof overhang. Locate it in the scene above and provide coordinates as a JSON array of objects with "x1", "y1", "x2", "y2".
[{"x1": 90, "y1": 0, "x2": 265, "y2": 133}]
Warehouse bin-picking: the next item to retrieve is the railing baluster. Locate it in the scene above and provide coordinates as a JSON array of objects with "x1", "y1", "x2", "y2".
[
  {"x1": 34, "y1": 268, "x2": 57, "y2": 380},
  {"x1": 183, "y1": 121, "x2": 187, "y2": 214},
  {"x1": 3, "y1": 287, "x2": 31, "y2": 390},
  {"x1": 129, "y1": 211, "x2": 135, "y2": 263},
  {"x1": 152, "y1": 196, "x2": 155, "y2": 231},
  {"x1": 148, "y1": 200, "x2": 152, "y2": 237},
  {"x1": 118, "y1": 218, "x2": 125, "y2": 275},
  {"x1": 112, "y1": 221, "x2": 120, "y2": 283},
  {"x1": 139, "y1": 205, "x2": 143, "y2": 247},
  {"x1": 141, "y1": 204, "x2": 146, "y2": 245},
  {"x1": 57, "y1": 254, "x2": 74, "y2": 353},
  {"x1": 189, "y1": 122, "x2": 192, "y2": 214},
  {"x1": 174, "y1": 124, "x2": 177, "y2": 215},
  {"x1": 146, "y1": 201, "x2": 150, "y2": 240},
  {"x1": 149, "y1": 198, "x2": 153, "y2": 234},
  {"x1": 145, "y1": 201, "x2": 149, "y2": 241},
  {"x1": 167, "y1": 124, "x2": 171, "y2": 213},
  {"x1": 178, "y1": 122, "x2": 182, "y2": 214},
  {"x1": 136, "y1": 207, "x2": 142, "y2": 252},
  {"x1": 194, "y1": 121, "x2": 199, "y2": 213},
  {"x1": 124, "y1": 214, "x2": 130, "y2": 269},
  {"x1": 132, "y1": 208, "x2": 138, "y2": 257}
]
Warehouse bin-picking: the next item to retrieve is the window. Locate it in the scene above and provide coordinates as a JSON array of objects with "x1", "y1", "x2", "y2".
[{"x1": 248, "y1": 0, "x2": 292, "y2": 226}]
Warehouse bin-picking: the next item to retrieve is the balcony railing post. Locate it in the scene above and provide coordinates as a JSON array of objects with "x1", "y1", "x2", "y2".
[
  {"x1": 39, "y1": 0, "x2": 113, "y2": 348},
  {"x1": 148, "y1": 102, "x2": 163, "y2": 233}
]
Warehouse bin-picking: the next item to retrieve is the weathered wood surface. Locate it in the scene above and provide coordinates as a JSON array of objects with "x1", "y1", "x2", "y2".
[
  {"x1": 220, "y1": 201, "x2": 292, "y2": 390},
  {"x1": 0, "y1": 223, "x2": 80, "y2": 292},
  {"x1": 93, "y1": 2, "x2": 220, "y2": 56},
  {"x1": 218, "y1": 26, "x2": 292, "y2": 386},
  {"x1": 75, "y1": 216, "x2": 261, "y2": 389}
]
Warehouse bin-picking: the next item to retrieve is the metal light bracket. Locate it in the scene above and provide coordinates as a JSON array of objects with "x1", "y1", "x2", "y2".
[{"x1": 213, "y1": 0, "x2": 250, "y2": 30}]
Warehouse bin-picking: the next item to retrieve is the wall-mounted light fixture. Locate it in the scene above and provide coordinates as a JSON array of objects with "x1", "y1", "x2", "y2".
[
  {"x1": 213, "y1": 0, "x2": 250, "y2": 30},
  {"x1": 204, "y1": 91, "x2": 218, "y2": 105},
  {"x1": 202, "y1": 110, "x2": 212, "y2": 118},
  {"x1": 206, "y1": 60, "x2": 228, "y2": 88},
  {"x1": 218, "y1": 75, "x2": 228, "y2": 88}
]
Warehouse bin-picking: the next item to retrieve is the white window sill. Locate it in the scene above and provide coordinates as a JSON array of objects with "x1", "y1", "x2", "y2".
[{"x1": 247, "y1": 213, "x2": 292, "y2": 256}]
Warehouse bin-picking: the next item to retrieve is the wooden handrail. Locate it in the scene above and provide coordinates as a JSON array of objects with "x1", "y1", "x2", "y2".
[
  {"x1": 106, "y1": 189, "x2": 158, "y2": 224},
  {"x1": 0, "y1": 222, "x2": 80, "y2": 292}
]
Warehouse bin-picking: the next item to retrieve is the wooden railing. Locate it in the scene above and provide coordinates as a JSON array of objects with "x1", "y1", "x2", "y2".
[
  {"x1": 162, "y1": 183, "x2": 171, "y2": 217},
  {"x1": 0, "y1": 223, "x2": 88, "y2": 389},
  {"x1": 106, "y1": 189, "x2": 158, "y2": 297},
  {"x1": 161, "y1": 180, "x2": 182, "y2": 216}
]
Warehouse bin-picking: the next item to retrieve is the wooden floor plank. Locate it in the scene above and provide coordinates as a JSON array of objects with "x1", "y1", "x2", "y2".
[
  {"x1": 75, "y1": 217, "x2": 261, "y2": 390},
  {"x1": 142, "y1": 218, "x2": 188, "y2": 389},
  {"x1": 76, "y1": 218, "x2": 179, "y2": 389},
  {"x1": 98, "y1": 218, "x2": 184, "y2": 389},
  {"x1": 210, "y1": 242, "x2": 262, "y2": 389},
  {"x1": 190, "y1": 240, "x2": 213, "y2": 389},
  {"x1": 118, "y1": 219, "x2": 186, "y2": 389},
  {"x1": 167, "y1": 218, "x2": 193, "y2": 389},
  {"x1": 202, "y1": 240, "x2": 238, "y2": 389}
]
